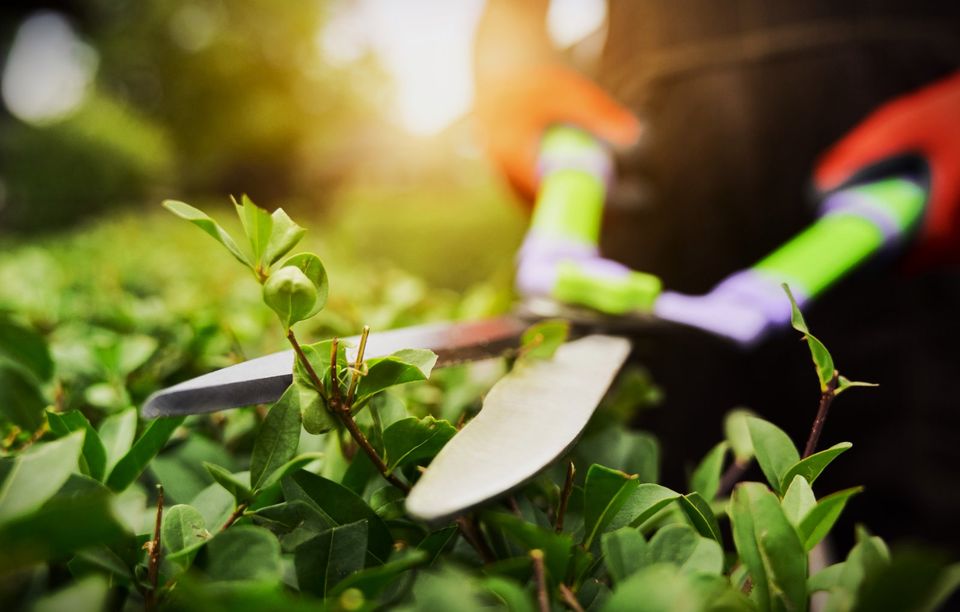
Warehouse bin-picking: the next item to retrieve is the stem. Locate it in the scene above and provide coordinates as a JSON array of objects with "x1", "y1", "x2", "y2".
[
  {"x1": 717, "y1": 459, "x2": 749, "y2": 499},
  {"x1": 145, "y1": 484, "x2": 164, "y2": 612},
  {"x1": 559, "y1": 583, "x2": 585, "y2": 612},
  {"x1": 220, "y1": 501, "x2": 250, "y2": 532},
  {"x1": 555, "y1": 461, "x2": 575, "y2": 533},
  {"x1": 330, "y1": 337, "x2": 342, "y2": 405},
  {"x1": 287, "y1": 329, "x2": 409, "y2": 494},
  {"x1": 456, "y1": 515, "x2": 496, "y2": 564},
  {"x1": 286, "y1": 330, "x2": 328, "y2": 402},
  {"x1": 803, "y1": 372, "x2": 839, "y2": 458},
  {"x1": 531, "y1": 549, "x2": 550, "y2": 612},
  {"x1": 346, "y1": 325, "x2": 370, "y2": 406}
]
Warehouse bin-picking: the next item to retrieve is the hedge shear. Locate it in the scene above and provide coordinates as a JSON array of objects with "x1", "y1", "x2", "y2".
[{"x1": 144, "y1": 126, "x2": 926, "y2": 523}]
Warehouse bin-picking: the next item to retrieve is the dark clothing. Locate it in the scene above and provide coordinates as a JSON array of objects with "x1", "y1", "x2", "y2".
[{"x1": 593, "y1": 0, "x2": 960, "y2": 554}]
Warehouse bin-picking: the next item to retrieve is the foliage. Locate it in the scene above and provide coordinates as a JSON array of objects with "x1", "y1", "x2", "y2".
[{"x1": 0, "y1": 201, "x2": 955, "y2": 612}]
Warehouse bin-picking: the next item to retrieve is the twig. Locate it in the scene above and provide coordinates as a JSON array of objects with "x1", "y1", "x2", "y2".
[
  {"x1": 455, "y1": 515, "x2": 495, "y2": 564},
  {"x1": 531, "y1": 549, "x2": 550, "y2": 612},
  {"x1": 803, "y1": 372, "x2": 839, "y2": 458},
  {"x1": 717, "y1": 460, "x2": 749, "y2": 498},
  {"x1": 287, "y1": 330, "x2": 409, "y2": 494},
  {"x1": 220, "y1": 501, "x2": 250, "y2": 531},
  {"x1": 555, "y1": 461, "x2": 575, "y2": 533},
  {"x1": 346, "y1": 325, "x2": 370, "y2": 405},
  {"x1": 559, "y1": 583, "x2": 584, "y2": 612},
  {"x1": 286, "y1": 330, "x2": 328, "y2": 402},
  {"x1": 145, "y1": 484, "x2": 164, "y2": 612}
]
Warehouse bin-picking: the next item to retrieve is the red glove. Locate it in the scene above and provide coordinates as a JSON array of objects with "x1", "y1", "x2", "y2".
[
  {"x1": 815, "y1": 71, "x2": 960, "y2": 266},
  {"x1": 474, "y1": 65, "x2": 641, "y2": 201}
]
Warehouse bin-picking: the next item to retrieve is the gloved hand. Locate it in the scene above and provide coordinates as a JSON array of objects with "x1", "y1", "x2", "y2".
[
  {"x1": 815, "y1": 71, "x2": 960, "y2": 265},
  {"x1": 514, "y1": 125, "x2": 661, "y2": 315},
  {"x1": 474, "y1": 64, "x2": 641, "y2": 201}
]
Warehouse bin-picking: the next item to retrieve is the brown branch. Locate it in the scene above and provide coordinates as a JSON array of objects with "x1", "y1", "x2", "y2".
[
  {"x1": 456, "y1": 515, "x2": 496, "y2": 564},
  {"x1": 717, "y1": 459, "x2": 750, "y2": 499},
  {"x1": 555, "y1": 461, "x2": 575, "y2": 533},
  {"x1": 803, "y1": 372, "x2": 839, "y2": 458},
  {"x1": 287, "y1": 330, "x2": 409, "y2": 494},
  {"x1": 220, "y1": 501, "x2": 250, "y2": 532},
  {"x1": 145, "y1": 484, "x2": 164, "y2": 612},
  {"x1": 531, "y1": 549, "x2": 550, "y2": 612},
  {"x1": 559, "y1": 583, "x2": 585, "y2": 612}
]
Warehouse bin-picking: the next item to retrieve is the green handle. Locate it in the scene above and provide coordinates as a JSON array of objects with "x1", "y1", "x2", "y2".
[
  {"x1": 753, "y1": 177, "x2": 926, "y2": 297},
  {"x1": 529, "y1": 126, "x2": 610, "y2": 246}
]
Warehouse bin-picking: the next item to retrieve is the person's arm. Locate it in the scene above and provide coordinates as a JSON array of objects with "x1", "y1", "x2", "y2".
[{"x1": 655, "y1": 72, "x2": 960, "y2": 346}]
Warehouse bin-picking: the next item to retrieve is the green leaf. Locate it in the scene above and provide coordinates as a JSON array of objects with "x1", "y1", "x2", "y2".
[
  {"x1": 647, "y1": 524, "x2": 723, "y2": 575},
  {"x1": 0, "y1": 363, "x2": 47, "y2": 430},
  {"x1": 601, "y1": 527, "x2": 648, "y2": 584},
  {"x1": 264, "y1": 207, "x2": 306, "y2": 266},
  {"x1": 417, "y1": 526, "x2": 459, "y2": 564},
  {"x1": 281, "y1": 253, "x2": 329, "y2": 317},
  {"x1": 729, "y1": 482, "x2": 807, "y2": 612},
  {"x1": 162, "y1": 504, "x2": 210, "y2": 572},
  {"x1": 607, "y1": 483, "x2": 680, "y2": 531},
  {"x1": 824, "y1": 528, "x2": 889, "y2": 612},
  {"x1": 250, "y1": 391, "x2": 302, "y2": 490},
  {"x1": 283, "y1": 382, "x2": 335, "y2": 435},
  {"x1": 481, "y1": 575, "x2": 536, "y2": 612},
  {"x1": 47, "y1": 410, "x2": 107, "y2": 481},
  {"x1": 382, "y1": 416, "x2": 456, "y2": 473},
  {"x1": 519, "y1": 319, "x2": 570, "y2": 361},
  {"x1": 781, "y1": 475, "x2": 816, "y2": 527},
  {"x1": 690, "y1": 442, "x2": 728, "y2": 501},
  {"x1": 281, "y1": 470, "x2": 393, "y2": 564},
  {"x1": 163, "y1": 200, "x2": 251, "y2": 267},
  {"x1": 677, "y1": 492, "x2": 722, "y2": 543},
  {"x1": 798, "y1": 486, "x2": 862, "y2": 551},
  {"x1": 784, "y1": 283, "x2": 835, "y2": 391},
  {"x1": 0, "y1": 316, "x2": 52, "y2": 382},
  {"x1": 603, "y1": 564, "x2": 751, "y2": 612},
  {"x1": 835, "y1": 375, "x2": 878, "y2": 396},
  {"x1": 582, "y1": 465, "x2": 640, "y2": 549},
  {"x1": 0, "y1": 492, "x2": 128, "y2": 574},
  {"x1": 203, "y1": 463, "x2": 253, "y2": 504},
  {"x1": 355, "y1": 348, "x2": 438, "y2": 407},
  {"x1": 98, "y1": 408, "x2": 137, "y2": 476},
  {"x1": 780, "y1": 442, "x2": 852, "y2": 491},
  {"x1": 204, "y1": 525, "x2": 282, "y2": 582},
  {"x1": 330, "y1": 549, "x2": 429, "y2": 599},
  {"x1": 724, "y1": 408, "x2": 756, "y2": 464},
  {"x1": 370, "y1": 485, "x2": 406, "y2": 520},
  {"x1": 295, "y1": 520, "x2": 369, "y2": 597},
  {"x1": 106, "y1": 416, "x2": 184, "y2": 492},
  {"x1": 808, "y1": 563, "x2": 845, "y2": 592},
  {"x1": 263, "y1": 266, "x2": 318, "y2": 329},
  {"x1": 746, "y1": 417, "x2": 800, "y2": 495},
  {"x1": 234, "y1": 194, "x2": 274, "y2": 268},
  {"x1": 483, "y1": 511, "x2": 573, "y2": 581},
  {"x1": 34, "y1": 575, "x2": 109, "y2": 612},
  {"x1": 0, "y1": 431, "x2": 85, "y2": 522},
  {"x1": 259, "y1": 452, "x2": 323, "y2": 492}
]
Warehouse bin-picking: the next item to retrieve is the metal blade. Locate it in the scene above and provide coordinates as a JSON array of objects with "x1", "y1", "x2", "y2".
[
  {"x1": 142, "y1": 316, "x2": 528, "y2": 418},
  {"x1": 405, "y1": 334, "x2": 632, "y2": 523}
]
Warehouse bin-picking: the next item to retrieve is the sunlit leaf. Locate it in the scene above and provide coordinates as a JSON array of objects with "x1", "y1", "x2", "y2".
[
  {"x1": 234, "y1": 194, "x2": 273, "y2": 269},
  {"x1": 783, "y1": 283, "x2": 835, "y2": 391},
  {"x1": 647, "y1": 524, "x2": 723, "y2": 575},
  {"x1": 781, "y1": 474, "x2": 816, "y2": 527},
  {"x1": 355, "y1": 348, "x2": 438, "y2": 408},
  {"x1": 263, "y1": 266, "x2": 317, "y2": 329},
  {"x1": 519, "y1": 319, "x2": 570, "y2": 361},
  {"x1": 264, "y1": 207, "x2": 306, "y2": 266},
  {"x1": 203, "y1": 463, "x2": 253, "y2": 504},
  {"x1": 601, "y1": 527, "x2": 648, "y2": 584},
  {"x1": 0, "y1": 431, "x2": 85, "y2": 522},
  {"x1": 163, "y1": 200, "x2": 251, "y2": 267},
  {"x1": 724, "y1": 408, "x2": 756, "y2": 464},
  {"x1": 47, "y1": 410, "x2": 107, "y2": 481}
]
